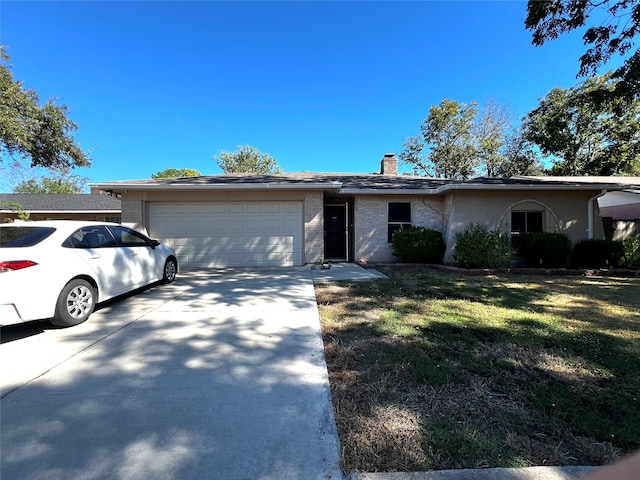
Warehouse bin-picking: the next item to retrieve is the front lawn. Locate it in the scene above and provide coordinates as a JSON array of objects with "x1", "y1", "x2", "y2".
[{"x1": 316, "y1": 268, "x2": 640, "y2": 473}]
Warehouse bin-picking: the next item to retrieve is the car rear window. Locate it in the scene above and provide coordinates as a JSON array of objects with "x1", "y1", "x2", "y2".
[{"x1": 0, "y1": 226, "x2": 56, "y2": 247}]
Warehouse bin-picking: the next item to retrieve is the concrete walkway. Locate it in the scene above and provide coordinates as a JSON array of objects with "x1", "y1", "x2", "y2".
[
  {"x1": 309, "y1": 262, "x2": 388, "y2": 284},
  {"x1": 1, "y1": 268, "x2": 343, "y2": 480}
]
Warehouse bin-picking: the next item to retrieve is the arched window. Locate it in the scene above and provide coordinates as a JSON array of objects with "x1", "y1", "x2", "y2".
[{"x1": 500, "y1": 200, "x2": 561, "y2": 235}]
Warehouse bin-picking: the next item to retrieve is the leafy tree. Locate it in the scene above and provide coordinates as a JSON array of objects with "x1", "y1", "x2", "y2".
[
  {"x1": 525, "y1": 0, "x2": 640, "y2": 103},
  {"x1": 152, "y1": 168, "x2": 201, "y2": 178},
  {"x1": 400, "y1": 99, "x2": 539, "y2": 179},
  {"x1": 215, "y1": 145, "x2": 282, "y2": 174},
  {"x1": 523, "y1": 74, "x2": 640, "y2": 175},
  {"x1": 0, "y1": 46, "x2": 90, "y2": 169},
  {"x1": 12, "y1": 167, "x2": 88, "y2": 193},
  {"x1": 474, "y1": 99, "x2": 516, "y2": 177},
  {"x1": 497, "y1": 128, "x2": 544, "y2": 177},
  {"x1": 399, "y1": 99, "x2": 479, "y2": 179},
  {"x1": 1, "y1": 201, "x2": 30, "y2": 222}
]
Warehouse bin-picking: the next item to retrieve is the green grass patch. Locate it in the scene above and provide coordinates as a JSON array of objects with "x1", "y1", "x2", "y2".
[{"x1": 317, "y1": 269, "x2": 640, "y2": 472}]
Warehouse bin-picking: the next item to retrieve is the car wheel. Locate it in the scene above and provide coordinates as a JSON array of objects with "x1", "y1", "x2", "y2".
[
  {"x1": 162, "y1": 258, "x2": 177, "y2": 284},
  {"x1": 51, "y1": 279, "x2": 96, "y2": 327}
]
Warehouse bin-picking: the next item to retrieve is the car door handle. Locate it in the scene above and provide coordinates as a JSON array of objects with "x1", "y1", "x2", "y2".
[{"x1": 90, "y1": 254, "x2": 101, "y2": 259}]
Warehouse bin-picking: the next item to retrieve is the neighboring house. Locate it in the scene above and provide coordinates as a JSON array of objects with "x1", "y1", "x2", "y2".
[
  {"x1": 90, "y1": 154, "x2": 636, "y2": 268},
  {"x1": 598, "y1": 186, "x2": 640, "y2": 240},
  {"x1": 0, "y1": 194, "x2": 122, "y2": 223}
]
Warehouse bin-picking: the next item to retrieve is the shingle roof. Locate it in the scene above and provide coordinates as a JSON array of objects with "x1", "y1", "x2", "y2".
[
  {"x1": 92, "y1": 172, "x2": 452, "y2": 190},
  {"x1": 91, "y1": 172, "x2": 638, "y2": 193},
  {"x1": 0, "y1": 194, "x2": 121, "y2": 212}
]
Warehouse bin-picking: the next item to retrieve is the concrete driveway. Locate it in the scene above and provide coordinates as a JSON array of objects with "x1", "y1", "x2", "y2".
[{"x1": 1, "y1": 268, "x2": 343, "y2": 480}]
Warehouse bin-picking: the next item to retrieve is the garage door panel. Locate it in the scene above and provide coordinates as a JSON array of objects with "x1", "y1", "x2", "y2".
[
  {"x1": 283, "y1": 203, "x2": 301, "y2": 213},
  {"x1": 149, "y1": 202, "x2": 303, "y2": 267},
  {"x1": 246, "y1": 204, "x2": 264, "y2": 213}
]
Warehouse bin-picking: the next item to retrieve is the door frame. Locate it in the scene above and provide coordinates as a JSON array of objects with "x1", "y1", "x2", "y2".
[{"x1": 323, "y1": 201, "x2": 352, "y2": 262}]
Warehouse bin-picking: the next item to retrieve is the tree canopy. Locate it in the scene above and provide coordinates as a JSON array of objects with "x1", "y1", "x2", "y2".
[
  {"x1": 399, "y1": 99, "x2": 542, "y2": 179},
  {"x1": 399, "y1": 100, "x2": 479, "y2": 179},
  {"x1": 215, "y1": 145, "x2": 282, "y2": 174},
  {"x1": 152, "y1": 168, "x2": 201, "y2": 178},
  {"x1": 0, "y1": 46, "x2": 90, "y2": 169},
  {"x1": 526, "y1": 0, "x2": 640, "y2": 103},
  {"x1": 12, "y1": 167, "x2": 88, "y2": 193},
  {"x1": 523, "y1": 74, "x2": 640, "y2": 175}
]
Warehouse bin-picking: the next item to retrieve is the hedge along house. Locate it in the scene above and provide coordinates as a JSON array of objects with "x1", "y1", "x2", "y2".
[{"x1": 90, "y1": 154, "x2": 634, "y2": 268}]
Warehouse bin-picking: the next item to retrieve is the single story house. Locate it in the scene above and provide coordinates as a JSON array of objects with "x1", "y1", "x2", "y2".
[
  {"x1": 0, "y1": 193, "x2": 121, "y2": 223},
  {"x1": 90, "y1": 154, "x2": 638, "y2": 268}
]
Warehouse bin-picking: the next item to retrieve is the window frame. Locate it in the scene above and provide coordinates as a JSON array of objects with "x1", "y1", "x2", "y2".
[
  {"x1": 511, "y1": 210, "x2": 544, "y2": 234},
  {"x1": 388, "y1": 202, "x2": 412, "y2": 243}
]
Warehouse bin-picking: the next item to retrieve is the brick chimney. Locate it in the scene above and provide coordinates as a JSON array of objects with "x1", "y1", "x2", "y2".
[{"x1": 380, "y1": 153, "x2": 398, "y2": 175}]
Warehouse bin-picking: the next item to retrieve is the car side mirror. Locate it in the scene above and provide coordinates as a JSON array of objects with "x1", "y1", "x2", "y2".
[{"x1": 150, "y1": 239, "x2": 160, "y2": 249}]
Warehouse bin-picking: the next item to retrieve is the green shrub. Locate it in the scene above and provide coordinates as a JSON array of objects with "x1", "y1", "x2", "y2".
[
  {"x1": 453, "y1": 223, "x2": 513, "y2": 268},
  {"x1": 619, "y1": 235, "x2": 640, "y2": 269},
  {"x1": 511, "y1": 233, "x2": 572, "y2": 268},
  {"x1": 392, "y1": 226, "x2": 446, "y2": 263},
  {"x1": 570, "y1": 239, "x2": 624, "y2": 268}
]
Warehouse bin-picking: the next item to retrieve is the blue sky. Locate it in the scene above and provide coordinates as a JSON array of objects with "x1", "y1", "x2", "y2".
[{"x1": 0, "y1": 1, "x2": 609, "y2": 186}]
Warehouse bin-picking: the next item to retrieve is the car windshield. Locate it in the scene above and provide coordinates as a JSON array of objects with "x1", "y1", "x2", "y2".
[{"x1": 0, "y1": 226, "x2": 56, "y2": 247}]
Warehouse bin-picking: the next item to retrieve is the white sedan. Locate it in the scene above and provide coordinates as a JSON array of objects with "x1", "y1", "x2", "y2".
[{"x1": 0, "y1": 220, "x2": 178, "y2": 327}]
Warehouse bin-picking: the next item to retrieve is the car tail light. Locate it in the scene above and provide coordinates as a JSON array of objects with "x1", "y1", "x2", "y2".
[{"x1": 0, "y1": 260, "x2": 38, "y2": 272}]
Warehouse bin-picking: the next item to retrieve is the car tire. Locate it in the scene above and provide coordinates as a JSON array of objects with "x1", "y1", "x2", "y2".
[
  {"x1": 162, "y1": 258, "x2": 177, "y2": 284},
  {"x1": 51, "y1": 279, "x2": 96, "y2": 327}
]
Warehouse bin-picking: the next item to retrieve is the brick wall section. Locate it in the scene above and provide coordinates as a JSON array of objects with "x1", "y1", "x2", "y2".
[
  {"x1": 304, "y1": 191, "x2": 324, "y2": 264},
  {"x1": 354, "y1": 195, "x2": 446, "y2": 263},
  {"x1": 121, "y1": 196, "x2": 145, "y2": 232}
]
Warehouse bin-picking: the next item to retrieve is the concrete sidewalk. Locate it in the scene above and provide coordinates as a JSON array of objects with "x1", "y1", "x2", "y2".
[
  {"x1": 353, "y1": 466, "x2": 597, "y2": 480},
  {"x1": 309, "y1": 262, "x2": 388, "y2": 284},
  {"x1": 1, "y1": 268, "x2": 343, "y2": 480}
]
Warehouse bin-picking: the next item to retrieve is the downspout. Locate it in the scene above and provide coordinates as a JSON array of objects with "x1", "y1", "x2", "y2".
[{"x1": 587, "y1": 189, "x2": 607, "y2": 240}]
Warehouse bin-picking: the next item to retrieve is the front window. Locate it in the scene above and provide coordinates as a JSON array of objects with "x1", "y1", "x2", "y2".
[
  {"x1": 388, "y1": 202, "x2": 411, "y2": 242},
  {"x1": 511, "y1": 211, "x2": 543, "y2": 234}
]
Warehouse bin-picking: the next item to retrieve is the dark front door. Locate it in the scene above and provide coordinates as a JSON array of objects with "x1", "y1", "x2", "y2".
[{"x1": 324, "y1": 204, "x2": 347, "y2": 260}]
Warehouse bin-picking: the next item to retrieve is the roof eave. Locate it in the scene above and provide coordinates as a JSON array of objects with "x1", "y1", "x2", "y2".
[
  {"x1": 0, "y1": 209, "x2": 121, "y2": 213},
  {"x1": 339, "y1": 188, "x2": 441, "y2": 195},
  {"x1": 436, "y1": 183, "x2": 627, "y2": 193},
  {"x1": 90, "y1": 182, "x2": 342, "y2": 191}
]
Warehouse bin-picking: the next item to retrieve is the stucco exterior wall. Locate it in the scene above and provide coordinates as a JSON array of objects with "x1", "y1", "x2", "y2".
[
  {"x1": 442, "y1": 189, "x2": 606, "y2": 263},
  {"x1": 353, "y1": 195, "x2": 446, "y2": 263}
]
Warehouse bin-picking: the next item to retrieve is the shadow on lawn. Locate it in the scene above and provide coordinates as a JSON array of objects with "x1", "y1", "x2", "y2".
[{"x1": 318, "y1": 271, "x2": 640, "y2": 471}]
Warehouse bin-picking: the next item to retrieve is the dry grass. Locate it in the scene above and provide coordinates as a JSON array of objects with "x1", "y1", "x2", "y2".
[{"x1": 316, "y1": 269, "x2": 640, "y2": 473}]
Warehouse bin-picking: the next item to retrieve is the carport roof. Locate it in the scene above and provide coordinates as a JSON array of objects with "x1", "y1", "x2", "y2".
[{"x1": 90, "y1": 173, "x2": 637, "y2": 194}]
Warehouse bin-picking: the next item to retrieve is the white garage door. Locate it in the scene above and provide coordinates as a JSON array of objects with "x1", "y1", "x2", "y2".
[{"x1": 149, "y1": 202, "x2": 303, "y2": 267}]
